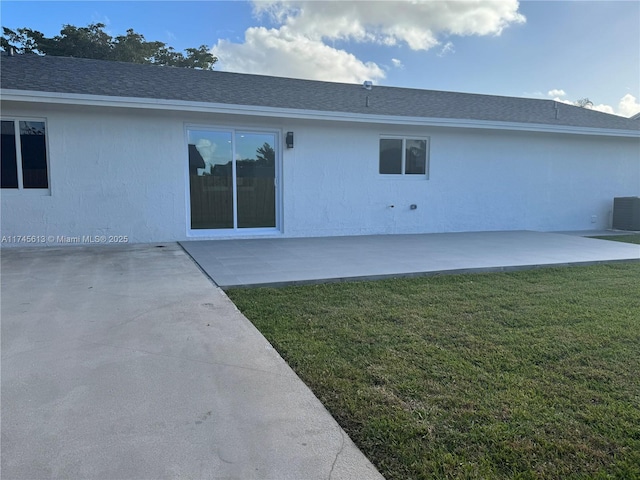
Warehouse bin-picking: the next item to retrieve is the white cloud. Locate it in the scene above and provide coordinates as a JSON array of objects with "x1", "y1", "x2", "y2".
[
  {"x1": 551, "y1": 97, "x2": 574, "y2": 106},
  {"x1": 254, "y1": 0, "x2": 525, "y2": 49},
  {"x1": 590, "y1": 103, "x2": 615, "y2": 115},
  {"x1": 214, "y1": 0, "x2": 525, "y2": 82},
  {"x1": 195, "y1": 138, "x2": 218, "y2": 174},
  {"x1": 213, "y1": 27, "x2": 385, "y2": 83},
  {"x1": 573, "y1": 94, "x2": 640, "y2": 118},
  {"x1": 589, "y1": 94, "x2": 640, "y2": 118},
  {"x1": 617, "y1": 94, "x2": 640, "y2": 117},
  {"x1": 437, "y1": 41, "x2": 455, "y2": 57},
  {"x1": 546, "y1": 91, "x2": 640, "y2": 118},
  {"x1": 391, "y1": 58, "x2": 404, "y2": 69},
  {"x1": 547, "y1": 89, "x2": 575, "y2": 108}
]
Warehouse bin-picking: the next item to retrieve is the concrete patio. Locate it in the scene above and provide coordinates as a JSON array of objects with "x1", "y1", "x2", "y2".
[
  {"x1": 2, "y1": 230, "x2": 638, "y2": 478},
  {"x1": 1, "y1": 244, "x2": 382, "y2": 479},
  {"x1": 180, "y1": 230, "x2": 640, "y2": 289}
]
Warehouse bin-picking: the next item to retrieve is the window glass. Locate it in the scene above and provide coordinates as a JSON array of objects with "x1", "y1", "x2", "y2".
[
  {"x1": 187, "y1": 128, "x2": 278, "y2": 231},
  {"x1": 188, "y1": 130, "x2": 234, "y2": 229},
  {"x1": 19, "y1": 121, "x2": 48, "y2": 188},
  {"x1": 379, "y1": 138, "x2": 402, "y2": 174},
  {"x1": 236, "y1": 133, "x2": 276, "y2": 228},
  {"x1": 379, "y1": 137, "x2": 429, "y2": 177},
  {"x1": 405, "y1": 139, "x2": 426, "y2": 175},
  {"x1": 1, "y1": 120, "x2": 18, "y2": 188}
]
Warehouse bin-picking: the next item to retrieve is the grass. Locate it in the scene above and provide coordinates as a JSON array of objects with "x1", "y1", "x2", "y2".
[
  {"x1": 227, "y1": 247, "x2": 640, "y2": 479},
  {"x1": 590, "y1": 234, "x2": 640, "y2": 245}
]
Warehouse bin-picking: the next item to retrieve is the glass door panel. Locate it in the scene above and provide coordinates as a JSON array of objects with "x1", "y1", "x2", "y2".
[
  {"x1": 236, "y1": 133, "x2": 276, "y2": 228},
  {"x1": 188, "y1": 130, "x2": 233, "y2": 229}
]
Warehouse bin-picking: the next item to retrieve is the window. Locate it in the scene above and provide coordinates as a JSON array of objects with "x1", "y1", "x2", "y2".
[
  {"x1": 379, "y1": 137, "x2": 428, "y2": 176},
  {"x1": 1, "y1": 119, "x2": 49, "y2": 189},
  {"x1": 187, "y1": 127, "x2": 277, "y2": 231}
]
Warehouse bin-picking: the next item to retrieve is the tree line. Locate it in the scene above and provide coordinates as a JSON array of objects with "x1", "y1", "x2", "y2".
[{"x1": 1, "y1": 23, "x2": 217, "y2": 70}]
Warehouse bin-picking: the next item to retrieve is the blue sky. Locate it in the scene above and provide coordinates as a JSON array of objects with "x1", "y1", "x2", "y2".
[{"x1": 2, "y1": 1, "x2": 639, "y2": 117}]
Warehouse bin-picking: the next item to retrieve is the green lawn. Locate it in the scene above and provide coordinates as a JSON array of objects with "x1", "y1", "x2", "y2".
[
  {"x1": 590, "y1": 234, "x2": 640, "y2": 245},
  {"x1": 227, "y1": 258, "x2": 640, "y2": 479}
]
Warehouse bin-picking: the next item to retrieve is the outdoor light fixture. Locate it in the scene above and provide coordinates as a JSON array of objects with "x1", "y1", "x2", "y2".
[{"x1": 285, "y1": 131, "x2": 294, "y2": 148}]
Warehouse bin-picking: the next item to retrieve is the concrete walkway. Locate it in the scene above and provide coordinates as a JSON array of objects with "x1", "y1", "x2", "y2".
[
  {"x1": 1, "y1": 244, "x2": 383, "y2": 479},
  {"x1": 180, "y1": 230, "x2": 640, "y2": 288}
]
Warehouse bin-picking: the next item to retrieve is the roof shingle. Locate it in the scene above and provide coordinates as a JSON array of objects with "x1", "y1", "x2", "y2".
[{"x1": 2, "y1": 53, "x2": 639, "y2": 132}]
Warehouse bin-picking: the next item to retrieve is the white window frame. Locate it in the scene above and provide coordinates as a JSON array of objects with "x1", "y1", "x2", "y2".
[
  {"x1": 379, "y1": 135, "x2": 430, "y2": 179},
  {"x1": 1, "y1": 117, "x2": 51, "y2": 195},
  {"x1": 184, "y1": 123, "x2": 283, "y2": 237}
]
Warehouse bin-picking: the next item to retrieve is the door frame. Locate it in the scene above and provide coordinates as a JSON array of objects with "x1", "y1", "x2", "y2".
[{"x1": 184, "y1": 123, "x2": 282, "y2": 237}]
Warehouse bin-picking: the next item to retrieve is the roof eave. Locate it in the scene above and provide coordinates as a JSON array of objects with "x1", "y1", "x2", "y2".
[{"x1": 2, "y1": 89, "x2": 639, "y2": 138}]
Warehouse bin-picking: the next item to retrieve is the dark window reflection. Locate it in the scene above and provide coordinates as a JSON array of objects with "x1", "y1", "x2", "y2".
[
  {"x1": 19, "y1": 121, "x2": 48, "y2": 189},
  {"x1": 1, "y1": 120, "x2": 18, "y2": 188}
]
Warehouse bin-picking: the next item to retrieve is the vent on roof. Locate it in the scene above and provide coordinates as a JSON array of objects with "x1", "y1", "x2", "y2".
[{"x1": 363, "y1": 80, "x2": 373, "y2": 90}]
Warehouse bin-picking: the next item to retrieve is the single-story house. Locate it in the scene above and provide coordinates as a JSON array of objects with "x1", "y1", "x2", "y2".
[{"x1": 1, "y1": 53, "x2": 639, "y2": 245}]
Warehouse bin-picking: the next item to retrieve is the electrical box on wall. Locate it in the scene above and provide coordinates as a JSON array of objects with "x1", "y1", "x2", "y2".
[{"x1": 612, "y1": 197, "x2": 640, "y2": 230}]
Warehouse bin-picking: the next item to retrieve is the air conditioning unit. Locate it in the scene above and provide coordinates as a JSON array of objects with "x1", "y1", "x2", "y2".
[{"x1": 612, "y1": 197, "x2": 640, "y2": 231}]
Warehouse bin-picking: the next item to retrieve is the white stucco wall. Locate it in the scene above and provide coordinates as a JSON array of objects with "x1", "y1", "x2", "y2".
[
  {"x1": 1, "y1": 101, "x2": 638, "y2": 245},
  {"x1": 283, "y1": 120, "x2": 639, "y2": 236},
  {"x1": 2, "y1": 104, "x2": 189, "y2": 244}
]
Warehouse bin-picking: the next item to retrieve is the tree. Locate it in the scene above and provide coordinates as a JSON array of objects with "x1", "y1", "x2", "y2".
[
  {"x1": 574, "y1": 98, "x2": 594, "y2": 108},
  {"x1": 256, "y1": 143, "x2": 275, "y2": 166},
  {"x1": 1, "y1": 23, "x2": 217, "y2": 70}
]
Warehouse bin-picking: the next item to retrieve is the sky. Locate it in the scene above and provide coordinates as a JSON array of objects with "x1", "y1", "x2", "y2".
[{"x1": 2, "y1": 0, "x2": 639, "y2": 117}]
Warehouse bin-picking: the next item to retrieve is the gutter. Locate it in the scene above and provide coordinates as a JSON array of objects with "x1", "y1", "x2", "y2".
[{"x1": 2, "y1": 89, "x2": 639, "y2": 138}]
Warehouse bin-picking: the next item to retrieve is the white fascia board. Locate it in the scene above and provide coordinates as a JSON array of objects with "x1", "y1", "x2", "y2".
[{"x1": 3, "y1": 89, "x2": 639, "y2": 138}]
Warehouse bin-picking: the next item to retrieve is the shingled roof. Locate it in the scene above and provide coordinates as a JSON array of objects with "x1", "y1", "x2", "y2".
[{"x1": 2, "y1": 53, "x2": 639, "y2": 133}]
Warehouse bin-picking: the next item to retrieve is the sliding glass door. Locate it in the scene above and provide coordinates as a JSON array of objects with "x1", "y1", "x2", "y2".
[
  {"x1": 187, "y1": 128, "x2": 277, "y2": 231},
  {"x1": 188, "y1": 130, "x2": 234, "y2": 229},
  {"x1": 236, "y1": 133, "x2": 276, "y2": 228}
]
